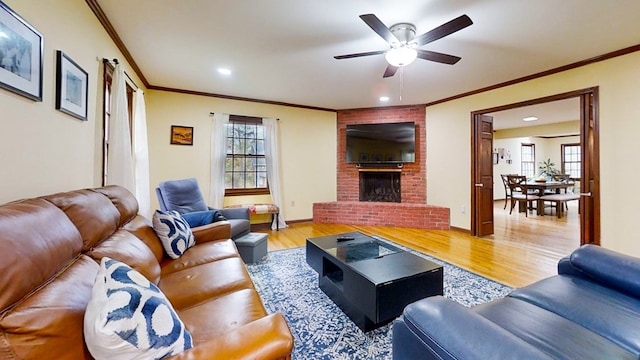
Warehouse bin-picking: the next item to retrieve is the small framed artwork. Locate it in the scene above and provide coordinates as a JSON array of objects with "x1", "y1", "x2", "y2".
[
  {"x1": 385, "y1": 154, "x2": 396, "y2": 161},
  {"x1": 359, "y1": 153, "x2": 369, "y2": 162},
  {"x1": 372, "y1": 154, "x2": 383, "y2": 162},
  {"x1": 493, "y1": 152, "x2": 499, "y2": 165},
  {"x1": 170, "y1": 125, "x2": 194, "y2": 145},
  {"x1": 0, "y1": 1, "x2": 43, "y2": 101},
  {"x1": 55, "y1": 51, "x2": 88, "y2": 120}
]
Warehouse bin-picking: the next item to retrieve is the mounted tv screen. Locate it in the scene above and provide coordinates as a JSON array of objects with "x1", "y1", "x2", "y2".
[{"x1": 346, "y1": 122, "x2": 415, "y2": 164}]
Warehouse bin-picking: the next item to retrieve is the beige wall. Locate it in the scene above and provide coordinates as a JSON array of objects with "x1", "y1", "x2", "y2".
[
  {"x1": 145, "y1": 90, "x2": 337, "y2": 222},
  {"x1": 0, "y1": 0, "x2": 144, "y2": 204},
  {"x1": 426, "y1": 51, "x2": 640, "y2": 256}
]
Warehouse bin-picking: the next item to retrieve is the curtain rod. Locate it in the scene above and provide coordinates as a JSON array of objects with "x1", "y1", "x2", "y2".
[
  {"x1": 209, "y1": 112, "x2": 279, "y2": 120},
  {"x1": 102, "y1": 58, "x2": 139, "y2": 91}
]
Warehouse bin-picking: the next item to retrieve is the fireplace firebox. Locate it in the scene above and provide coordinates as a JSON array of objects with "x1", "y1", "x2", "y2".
[{"x1": 359, "y1": 171, "x2": 401, "y2": 202}]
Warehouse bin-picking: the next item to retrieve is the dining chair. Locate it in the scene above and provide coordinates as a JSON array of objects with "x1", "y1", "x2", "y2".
[
  {"x1": 507, "y1": 175, "x2": 540, "y2": 217},
  {"x1": 541, "y1": 175, "x2": 580, "y2": 218},
  {"x1": 500, "y1": 174, "x2": 518, "y2": 209}
]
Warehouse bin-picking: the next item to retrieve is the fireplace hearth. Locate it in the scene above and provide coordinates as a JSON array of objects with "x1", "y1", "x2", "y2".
[{"x1": 359, "y1": 171, "x2": 401, "y2": 202}]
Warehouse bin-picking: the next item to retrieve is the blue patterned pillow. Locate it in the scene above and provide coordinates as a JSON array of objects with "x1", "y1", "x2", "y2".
[
  {"x1": 84, "y1": 257, "x2": 193, "y2": 359},
  {"x1": 152, "y1": 210, "x2": 196, "y2": 259}
]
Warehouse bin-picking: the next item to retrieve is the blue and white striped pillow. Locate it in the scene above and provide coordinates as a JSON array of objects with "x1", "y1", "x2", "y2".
[
  {"x1": 152, "y1": 210, "x2": 196, "y2": 259},
  {"x1": 84, "y1": 257, "x2": 193, "y2": 359}
]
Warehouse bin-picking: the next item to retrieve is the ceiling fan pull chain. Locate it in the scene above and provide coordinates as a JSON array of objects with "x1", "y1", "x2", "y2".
[{"x1": 400, "y1": 67, "x2": 404, "y2": 101}]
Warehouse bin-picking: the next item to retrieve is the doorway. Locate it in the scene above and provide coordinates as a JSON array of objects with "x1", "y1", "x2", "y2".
[{"x1": 471, "y1": 87, "x2": 600, "y2": 246}]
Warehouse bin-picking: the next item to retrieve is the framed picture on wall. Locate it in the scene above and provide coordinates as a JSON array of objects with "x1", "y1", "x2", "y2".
[
  {"x1": 170, "y1": 125, "x2": 194, "y2": 145},
  {"x1": 0, "y1": 1, "x2": 43, "y2": 101},
  {"x1": 55, "y1": 51, "x2": 88, "y2": 120}
]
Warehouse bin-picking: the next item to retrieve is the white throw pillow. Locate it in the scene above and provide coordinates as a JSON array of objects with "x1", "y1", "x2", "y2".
[
  {"x1": 84, "y1": 257, "x2": 193, "y2": 360},
  {"x1": 152, "y1": 210, "x2": 196, "y2": 259}
]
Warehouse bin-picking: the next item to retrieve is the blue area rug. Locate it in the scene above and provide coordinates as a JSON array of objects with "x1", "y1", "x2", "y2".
[{"x1": 246, "y1": 237, "x2": 512, "y2": 360}]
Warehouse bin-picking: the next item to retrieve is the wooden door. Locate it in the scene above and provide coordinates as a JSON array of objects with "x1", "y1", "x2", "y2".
[
  {"x1": 580, "y1": 91, "x2": 600, "y2": 244},
  {"x1": 472, "y1": 114, "x2": 494, "y2": 236}
]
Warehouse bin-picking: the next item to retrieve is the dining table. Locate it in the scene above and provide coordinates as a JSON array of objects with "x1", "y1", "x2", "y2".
[{"x1": 522, "y1": 180, "x2": 573, "y2": 216}]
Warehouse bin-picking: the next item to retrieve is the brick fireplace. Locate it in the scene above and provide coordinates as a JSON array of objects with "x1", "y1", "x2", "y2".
[{"x1": 313, "y1": 105, "x2": 450, "y2": 230}]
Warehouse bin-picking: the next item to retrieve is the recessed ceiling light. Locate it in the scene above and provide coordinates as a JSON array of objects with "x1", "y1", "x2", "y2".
[
  {"x1": 523, "y1": 116, "x2": 538, "y2": 122},
  {"x1": 217, "y1": 68, "x2": 232, "y2": 75},
  {"x1": 379, "y1": 96, "x2": 389, "y2": 102}
]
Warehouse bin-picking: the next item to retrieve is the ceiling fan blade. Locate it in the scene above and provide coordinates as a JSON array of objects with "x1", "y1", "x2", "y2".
[
  {"x1": 334, "y1": 50, "x2": 386, "y2": 60},
  {"x1": 383, "y1": 65, "x2": 398, "y2": 78},
  {"x1": 359, "y1": 14, "x2": 399, "y2": 45},
  {"x1": 416, "y1": 50, "x2": 461, "y2": 65},
  {"x1": 412, "y1": 14, "x2": 473, "y2": 46}
]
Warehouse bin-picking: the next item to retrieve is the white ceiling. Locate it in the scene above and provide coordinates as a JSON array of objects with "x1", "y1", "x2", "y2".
[
  {"x1": 488, "y1": 97, "x2": 580, "y2": 132},
  {"x1": 96, "y1": 1, "x2": 640, "y2": 110}
]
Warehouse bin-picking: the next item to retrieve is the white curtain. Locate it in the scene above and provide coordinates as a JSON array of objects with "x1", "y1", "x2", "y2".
[
  {"x1": 106, "y1": 64, "x2": 134, "y2": 193},
  {"x1": 209, "y1": 113, "x2": 229, "y2": 208},
  {"x1": 263, "y1": 118, "x2": 288, "y2": 230},
  {"x1": 133, "y1": 89, "x2": 151, "y2": 219}
]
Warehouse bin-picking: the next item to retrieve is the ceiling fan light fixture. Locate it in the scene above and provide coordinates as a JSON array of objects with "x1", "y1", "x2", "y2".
[{"x1": 385, "y1": 47, "x2": 417, "y2": 67}]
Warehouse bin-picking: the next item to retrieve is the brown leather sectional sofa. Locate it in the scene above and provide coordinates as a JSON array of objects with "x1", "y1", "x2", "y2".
[{"x1": 0, "y1": 185, "x2": 293, "y2": 359}]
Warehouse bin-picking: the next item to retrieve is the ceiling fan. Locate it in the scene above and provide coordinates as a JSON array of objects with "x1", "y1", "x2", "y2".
[{"x1": 335, "y1": 14, "x2": 473, "y2": 78}]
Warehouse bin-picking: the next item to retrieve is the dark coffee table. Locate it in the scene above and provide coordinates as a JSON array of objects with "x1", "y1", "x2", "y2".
[{"x1": 306, "y1": 231, "x2": 443, "y2": 331}]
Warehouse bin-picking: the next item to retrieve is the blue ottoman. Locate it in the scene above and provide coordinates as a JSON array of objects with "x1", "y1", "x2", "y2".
[{"x1": 234, "y1": 232, "x2": 268, "y2": 263}]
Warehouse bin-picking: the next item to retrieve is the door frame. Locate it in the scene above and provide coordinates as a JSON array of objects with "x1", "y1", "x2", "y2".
[{"x1": 470, "y1": 87, "x2": 600, "y2": 245}]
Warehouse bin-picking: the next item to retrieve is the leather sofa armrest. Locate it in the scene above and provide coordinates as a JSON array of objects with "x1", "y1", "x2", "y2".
[
  {"x1": 217, "y1": 207, "x2": 250, "y2": 221},
  {"x1": 169, "y1": 313, "x2": 293, "y2": 360},
  {"x1": 559, "y1": 244, "x2": 640, "y2": 298},
  {"x1": 393, "y1": 296, "x2": 552, "y2": 360},
  {"x1": 191, "y1": 221, "x2": 231, "y2": 244}
]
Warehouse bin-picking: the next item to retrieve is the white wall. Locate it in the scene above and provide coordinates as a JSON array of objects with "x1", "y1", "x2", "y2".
[{"x1": 426, "y1": 51, "x2": 640, "y2": 256}]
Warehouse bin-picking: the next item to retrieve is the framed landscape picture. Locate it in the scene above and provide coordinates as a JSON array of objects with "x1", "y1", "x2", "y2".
[
  {"x1": 55, "y1": 51, "x2": 88, "y2": 120},
  {"x1": 0, "y1": 1, "x2": 43, "y2": 101},
  {"x1": 170, "y1": 125, "x2": 194, "y2": 145}
]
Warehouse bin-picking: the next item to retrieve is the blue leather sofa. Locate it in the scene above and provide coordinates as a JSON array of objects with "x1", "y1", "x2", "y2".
[{"x1": 392, "y1": 245, "x2": 640, "y2": 359}]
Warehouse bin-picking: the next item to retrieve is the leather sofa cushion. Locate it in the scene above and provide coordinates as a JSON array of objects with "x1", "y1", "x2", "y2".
[
  {"x1": 159, "y1": 257, "x2": 255, "y2": 310},
  {"x1": 509, "y1": 275, "x2": 640, "y2": 354},
  {"x1": 178, "y1": 288, "x2": 267, "y2": 344},
  {"x1": 86, "y1": 229, "x2": 162, "y2": 284},
  {"x1": 93, "y1": 186, "x2": 139, "y2": 226},
  {"x1": 0, "y1": 256, "x2": 98, "y2": 359},
  {"x1": 474, "y1": 297, "x2": 637, "y2": 360},
  {"x1": 123, "y1": 215, "x2": 166, "y2": 262},
  {"x1": 397, "y1": 296, "x2": 551, "y2": 360},
  {"x1": 161, "y1": 239, "x2": 239, "y2": 275},
  {"x1": 0, "y1": 198, "x2": 83, "y2": 312},
  {"x1": 44, "y1": 189, "x2": 121, "y2": 251}
]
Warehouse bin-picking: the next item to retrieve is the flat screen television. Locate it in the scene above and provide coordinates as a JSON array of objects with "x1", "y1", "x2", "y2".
[{"x1": 346, "y1": 122, "x2": 415, "y2": 164}]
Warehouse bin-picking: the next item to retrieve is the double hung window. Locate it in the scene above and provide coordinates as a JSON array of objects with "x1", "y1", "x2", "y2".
[
  {"x1": 224, "y1": 116, "x2": 269, "y2": 195},
  {"x1": 521, "y1": 143, "x2": 536, "y2": 178}
]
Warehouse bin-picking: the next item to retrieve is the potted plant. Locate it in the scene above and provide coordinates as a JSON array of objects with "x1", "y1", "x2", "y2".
[{"x1": 538, "y1": 158, "x2": 560, "y2": 178}]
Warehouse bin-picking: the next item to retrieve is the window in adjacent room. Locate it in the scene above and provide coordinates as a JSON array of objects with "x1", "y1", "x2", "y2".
[
  {"x1": 521, "y1": 143, "x2": 535, "y2": 178},
  {"x1": 561, "y1": 143, "x2": 581, "y2": 179},
  {"x1": 224, "y1": 115, "x2": 269, "y2": 196}
]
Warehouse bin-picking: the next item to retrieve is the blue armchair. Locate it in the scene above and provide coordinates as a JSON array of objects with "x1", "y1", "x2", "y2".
[{"x1": 156, "y1": 178, "x2": 250, "y2": 239}]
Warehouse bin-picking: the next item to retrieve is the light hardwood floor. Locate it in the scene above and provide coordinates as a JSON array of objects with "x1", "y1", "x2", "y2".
[{"x1": 256, "y1": 200, "x2": 580, "y2": 288}]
